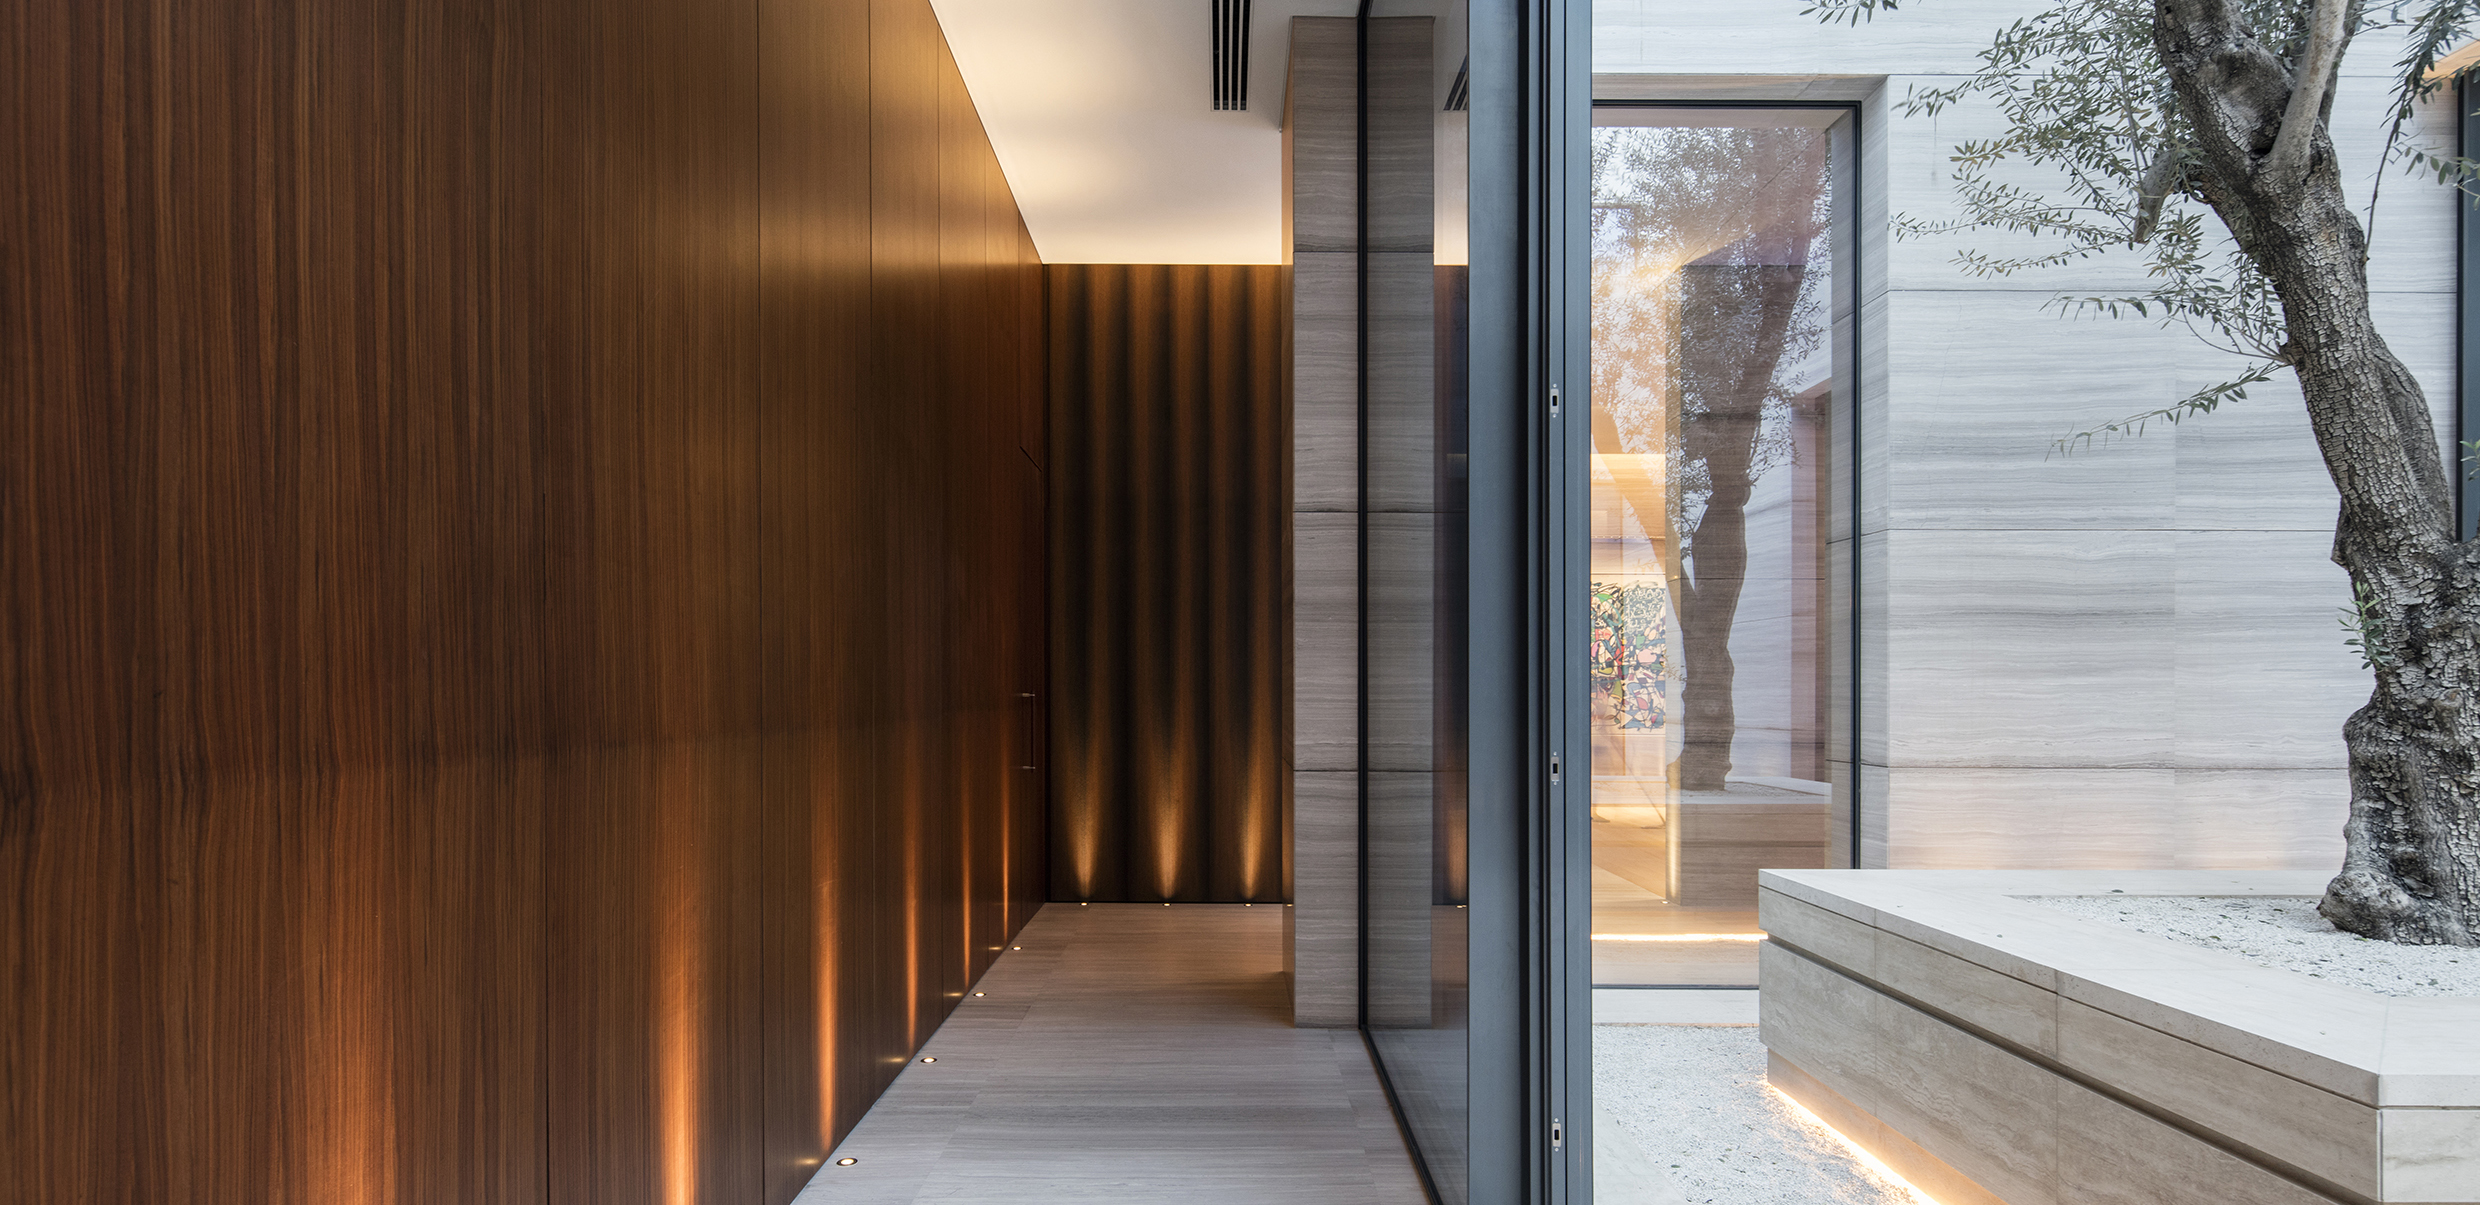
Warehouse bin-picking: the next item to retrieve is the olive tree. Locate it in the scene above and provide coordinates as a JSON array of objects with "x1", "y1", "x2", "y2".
[{"x1": 1812, "y1": 0, "x2": 2480, "y2": 943}]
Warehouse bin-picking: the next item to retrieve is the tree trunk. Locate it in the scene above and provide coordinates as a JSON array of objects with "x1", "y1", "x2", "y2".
[
  {"x1": 1673, "y1": 263, "x2": 1806, "y2": 791},
  {"x1": 1673, "y1": 414, "x2": 1755, "y2": 792},
  {"x1": 2158, "y1": 0, "x2": 2480, "y2": 944}
]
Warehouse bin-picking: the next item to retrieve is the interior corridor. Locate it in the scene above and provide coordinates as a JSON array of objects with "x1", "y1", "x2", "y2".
[{"x1": 799, "y1": 905, "x2": 1430, "y2": 1204}]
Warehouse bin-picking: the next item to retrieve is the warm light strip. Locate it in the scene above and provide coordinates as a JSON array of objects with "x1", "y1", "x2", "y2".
[
  {"x1": 1589, "y1": 932, "x2": 1767, "y2": 942},
  {"x1": 1770, "y1": 1088, "x2": 1941, "y2": 1205}
]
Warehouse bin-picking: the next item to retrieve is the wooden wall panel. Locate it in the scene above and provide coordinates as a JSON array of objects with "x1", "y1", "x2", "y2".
[
  {"x1": 756, "y1": 0, "x2": 876, "y2": 1196},
  {"x1": 3, "y1": 1, "x2": 559, "y2": 1202},
  {"x1": 868, "y1": 0, "x2": 941, "y2": 1086},
  {"x1": 944, "y1": 50, "x2": 996, "y2": 1010},
  {"x1": 539, "y1": 0, "x2": 767, "y2": 1199},
  {"x1": 754, "y1": 0, "x2": 1051, "y2": 1195},
  {"x1": 2, "y1": 0, "x2": 1045, "y2": 1203},
  {"x1": 1013, "y1": 215, "x2": 1055, "y2": 931},
  {"x1": 1048, "y1": 264, "x2": 1290, "y2": 903}
]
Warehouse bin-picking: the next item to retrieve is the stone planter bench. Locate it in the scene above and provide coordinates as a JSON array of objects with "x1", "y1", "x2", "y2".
[{"x1": 1756, "y1": 870, "x2": 2480, "y2": 1205}]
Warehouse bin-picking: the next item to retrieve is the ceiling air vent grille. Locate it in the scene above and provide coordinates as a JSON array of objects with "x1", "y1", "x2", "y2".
[{"x1": 1213, "y1": 0, "x2": 1253, "y2": 110}]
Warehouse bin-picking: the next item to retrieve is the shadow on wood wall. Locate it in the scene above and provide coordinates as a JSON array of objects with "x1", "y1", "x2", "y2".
[{"x1": 0, "y1": 1, "x2": 1044, "y2": 1202}]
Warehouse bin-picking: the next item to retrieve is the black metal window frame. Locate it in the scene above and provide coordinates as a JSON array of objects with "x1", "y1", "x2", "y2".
[
  {"x1": 1520, "y1": 93, "x2": 1869, "y2": 1205},
  {"x1": 1351, "y1": 1, "x2": 1605, "y2": 1200},
  {"x1": 1460, "y1": 0, "x2": 1587, "y2": 1201},
  {"x1": 2461, "y1": 77, "x2": 2478, "y2": 540}
]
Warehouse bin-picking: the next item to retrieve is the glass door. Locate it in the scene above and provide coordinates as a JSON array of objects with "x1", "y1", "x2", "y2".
[
  {"x1": 1585, "y1": 105, "x2": 1856, "y2": 993},
  {"x1": 1359, "y1": 3, "x2": 1471, "y2": 1203}
]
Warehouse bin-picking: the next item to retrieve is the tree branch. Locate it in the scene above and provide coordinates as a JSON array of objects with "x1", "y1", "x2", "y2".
[
  {"x1": 2262, "y1": 0, "x2": 2351, "y2": 184},
  {"x1": 2131, "y1": 145, "x2": 2182, "y2": 243}
]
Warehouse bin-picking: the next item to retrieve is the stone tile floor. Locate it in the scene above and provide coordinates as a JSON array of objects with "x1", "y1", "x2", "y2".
[{"x1": 796, "y1": 904, "x2": 1427, "y2": 1205}]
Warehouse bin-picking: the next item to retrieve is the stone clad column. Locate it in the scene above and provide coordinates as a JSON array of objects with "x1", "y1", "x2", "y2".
[{"x1": 1284, "y1": 14, "x2": 1434, "y2": 1029}]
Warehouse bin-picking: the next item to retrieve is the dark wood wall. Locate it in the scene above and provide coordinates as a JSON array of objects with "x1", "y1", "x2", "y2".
[
  {"x1": 1047, "y1": 264, "x2": 1288, "y2": 903},
  {"x1": 0, "y1": 1, "x2": 1045, "y2": 1203}
]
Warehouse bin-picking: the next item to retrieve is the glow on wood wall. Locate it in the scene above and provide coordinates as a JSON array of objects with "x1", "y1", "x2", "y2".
[{"x1": 1046, "y1": 263, "x2": 1292, "y2": 903}]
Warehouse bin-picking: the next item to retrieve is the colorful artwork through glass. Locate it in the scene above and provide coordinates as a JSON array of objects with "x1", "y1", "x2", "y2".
[{"x1": 1589, "y1": 581, "x2": 1670, "y2": 730}]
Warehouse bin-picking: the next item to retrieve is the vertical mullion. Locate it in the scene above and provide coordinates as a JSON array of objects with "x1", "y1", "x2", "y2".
[
  {"x1": 2460, "y1": 77, "x2": 2477, "y2": 540},
  {"x1": 1537, "y1": 0, "x2": 1577, "y2": 1195}
]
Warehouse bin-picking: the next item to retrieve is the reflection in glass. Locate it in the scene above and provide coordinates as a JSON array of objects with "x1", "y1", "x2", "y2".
[
  {"x1": 1587, "y1": 108, "x2": 1852, "y2": 989},
  {"x1": 1362, "y1": 4, "x2": 1469, "y2": 1203}
]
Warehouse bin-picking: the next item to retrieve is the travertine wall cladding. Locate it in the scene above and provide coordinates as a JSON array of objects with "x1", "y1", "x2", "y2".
[
  {"x1": 1594, "y1": 1, "x2": 2458, "y2": 872},
  {"x1": 1287, "y1": 15, "x2": 1438, "y2": 1028}
]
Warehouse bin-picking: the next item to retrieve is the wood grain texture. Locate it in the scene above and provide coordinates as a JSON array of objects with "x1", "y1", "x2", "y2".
[
  {"x1": 1047, "y1": 264, "x2": 1290, "y2": 904},
  {"x1": 759, "y1": 0, "x2": 877, "y2": 1198},
  {"x1": 0, "y1": 0, "x2": 1045, "y2": 1202}
]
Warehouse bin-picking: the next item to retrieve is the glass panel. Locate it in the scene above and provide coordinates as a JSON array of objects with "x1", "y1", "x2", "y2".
[
  {"x1": 1365, "y1": 3, "x2": 1469, "y2": 1202},
  {"x1": 1586, "y1": 107, "x2": 1853, "y2": 990}
]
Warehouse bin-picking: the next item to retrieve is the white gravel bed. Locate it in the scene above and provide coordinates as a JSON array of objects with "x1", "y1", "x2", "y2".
[
  {"x1": 2026, "y1": 894, "x2": 2480, "y2": 997},
  {"x1": 1595, "y1": 1025, "x2": 1928, "y2": 1204}
]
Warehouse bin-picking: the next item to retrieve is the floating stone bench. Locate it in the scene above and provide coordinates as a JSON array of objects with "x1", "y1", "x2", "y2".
[{"x1": 1757, "y1": 869, "x2": 2480, "y2": 1205}]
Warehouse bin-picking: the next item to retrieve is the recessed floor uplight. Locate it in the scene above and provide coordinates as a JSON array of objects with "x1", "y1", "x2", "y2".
[
  {"x1": 920, "y1": 1056, "x2": 937, "y2": 1063},
  {"x1": 1011, "y1": 945, "x2": 1023, "y2": 950},
  {"x1": 973, "y1": 991, "x2": 986, "y2": 997},
  {"x1": 836, "y1": 1158, "x2": 858, "y2": 1167}
]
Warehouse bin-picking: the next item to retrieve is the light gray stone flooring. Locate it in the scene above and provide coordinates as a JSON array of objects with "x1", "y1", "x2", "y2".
[{"x1": 795, "y1": 903, "x2": 1430, "y2": 1205}]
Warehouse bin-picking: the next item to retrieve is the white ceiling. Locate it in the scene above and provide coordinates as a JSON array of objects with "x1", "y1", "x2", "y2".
[{"x1": 931, "y1": 0, "x2": 1462, "y2": 265}]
